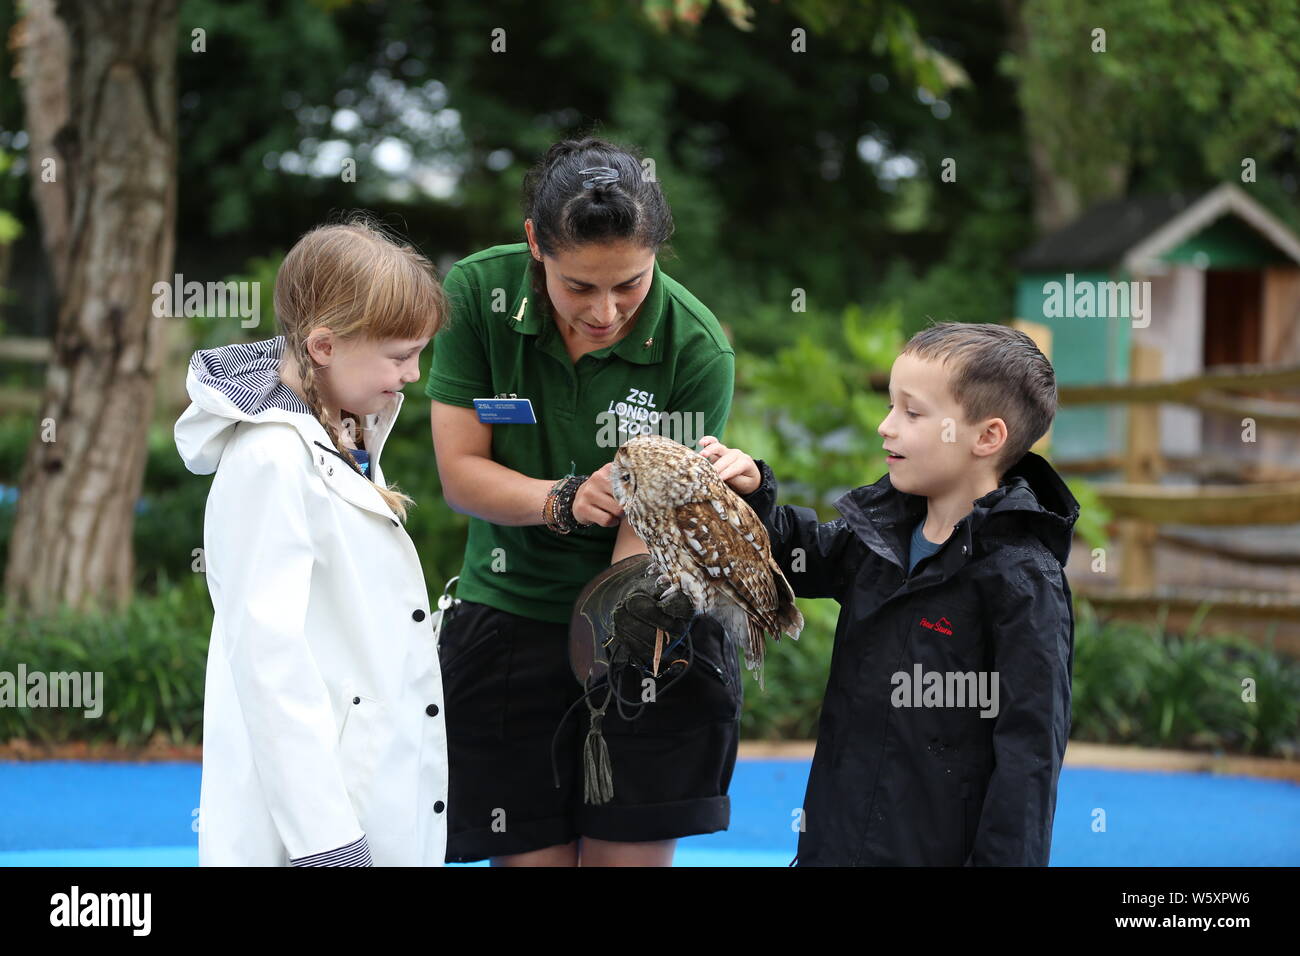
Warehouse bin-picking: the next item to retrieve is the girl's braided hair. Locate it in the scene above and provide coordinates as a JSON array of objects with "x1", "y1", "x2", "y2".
[{"x1": 274, "y1": 212, "x2": 448, "y2": 521}]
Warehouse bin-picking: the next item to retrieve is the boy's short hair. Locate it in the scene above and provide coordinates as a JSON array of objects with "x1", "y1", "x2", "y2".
[{"x1": 900, "y1": 321, "x2": 1058, "y2": 476}]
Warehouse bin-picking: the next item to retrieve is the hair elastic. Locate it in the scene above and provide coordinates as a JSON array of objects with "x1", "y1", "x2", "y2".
[{"x1": 578, "y1": 166, "x2": 619, "y2": 188}]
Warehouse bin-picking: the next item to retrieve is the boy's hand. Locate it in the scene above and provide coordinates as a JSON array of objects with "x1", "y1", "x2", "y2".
[{"x1": 698, "y1": 435, "x2": 761, "y2": 496}]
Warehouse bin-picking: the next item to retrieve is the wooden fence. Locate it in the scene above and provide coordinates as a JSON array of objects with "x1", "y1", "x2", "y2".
[{"x1": 1056, "y1": 347, "x2": 1300, "y2": 655}]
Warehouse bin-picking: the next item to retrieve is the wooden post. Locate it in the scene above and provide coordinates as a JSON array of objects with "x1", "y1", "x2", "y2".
[{"x1": 1120, "y1": 344, "x2": 1164, "y2": 592}]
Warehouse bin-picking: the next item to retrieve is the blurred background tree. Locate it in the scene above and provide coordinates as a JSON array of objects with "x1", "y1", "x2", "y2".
[
  {"x1": 1002, "y1": 0, "x2": 1300, "y2": 233},
  {"x1": 5, "y1": 0, "x2": 178, "y2": 615}
]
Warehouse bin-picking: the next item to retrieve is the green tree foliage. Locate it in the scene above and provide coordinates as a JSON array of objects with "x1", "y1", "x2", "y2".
[{"x1": 1004, "y1": 0, "x2": 1300, "y2": 222}]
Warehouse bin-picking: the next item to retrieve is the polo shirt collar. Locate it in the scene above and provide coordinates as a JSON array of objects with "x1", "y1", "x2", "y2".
[{"x1": 504, "y1": 257, "x2": 667, "y2": 365}]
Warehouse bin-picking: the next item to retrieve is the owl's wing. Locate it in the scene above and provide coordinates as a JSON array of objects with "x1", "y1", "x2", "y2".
[{"x1": 672, "y1": 492, "x2": 783, "y2": 619}]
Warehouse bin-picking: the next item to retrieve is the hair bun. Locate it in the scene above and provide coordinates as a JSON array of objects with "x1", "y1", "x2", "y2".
[{"x1": 523, "y1": 138, "x2": 673, "y2": 253}]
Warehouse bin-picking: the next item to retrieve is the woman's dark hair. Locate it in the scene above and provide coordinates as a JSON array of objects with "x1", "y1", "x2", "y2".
[{"x1": 522, "y1": 137, "x2": 674, "y2": 314}]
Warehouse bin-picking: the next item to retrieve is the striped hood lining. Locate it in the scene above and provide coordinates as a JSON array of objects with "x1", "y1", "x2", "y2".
[
  {"x1": 189, "y1": 336, "x2": 314, "y2": 418},
  {"x1": 177, "y1": 334, "x2": 404, "y2": 480}
]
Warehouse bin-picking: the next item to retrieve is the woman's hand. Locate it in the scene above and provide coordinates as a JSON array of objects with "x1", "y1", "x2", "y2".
[
  {"x1": 698, "y1": 435, "x2": 761, "y2": 495},
  {"x1": 572, "y1": 462, "x2": 624, "y2": 528}
]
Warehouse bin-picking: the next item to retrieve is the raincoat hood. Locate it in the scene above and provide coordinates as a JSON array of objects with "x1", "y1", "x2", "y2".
[{"x1": 174, "y1": 336, "x2": 403, "y2": 477}]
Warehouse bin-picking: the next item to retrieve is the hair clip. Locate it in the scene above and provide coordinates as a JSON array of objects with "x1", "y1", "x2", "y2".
[{"x1": 578, "y1": 166, "x2": 620, "y2": 188}]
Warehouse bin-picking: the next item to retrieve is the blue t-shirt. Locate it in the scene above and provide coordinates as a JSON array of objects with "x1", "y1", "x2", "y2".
[
  {"x1": 349, "y1": 447, "x2": 371, "y2": 480},
  {"x1": 907, "y1": 519, "x2": 943, "y2": 574}
]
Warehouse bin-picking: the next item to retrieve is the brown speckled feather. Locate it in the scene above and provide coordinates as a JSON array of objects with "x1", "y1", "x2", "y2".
[{"x1": 609, "y1": 434, "x2": 805, "y2": 684}]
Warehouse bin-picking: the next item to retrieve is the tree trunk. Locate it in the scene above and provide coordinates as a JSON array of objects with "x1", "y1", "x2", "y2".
[
  {"x1": 7, "y1": 0, "x2": 178, "y2": 615},
  {"x1": 1000, "y1": 0, "x2": 1128, "y2": 235}
]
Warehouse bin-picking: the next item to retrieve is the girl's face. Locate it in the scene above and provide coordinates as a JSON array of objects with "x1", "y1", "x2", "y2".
[
  {"x1": 525, "y1": 220, "x2": 656, "y2": 351},
  {"x1": 324, "y1": 334, "x2": 430, "y2": 417}
]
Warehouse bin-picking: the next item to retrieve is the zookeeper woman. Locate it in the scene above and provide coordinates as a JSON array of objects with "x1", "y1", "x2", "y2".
[{"x1": 426, "y1": 137, "x2": 740, "y2": 866}]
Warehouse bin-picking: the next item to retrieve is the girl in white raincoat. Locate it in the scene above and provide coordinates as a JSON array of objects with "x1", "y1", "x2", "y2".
[{"x1": 174, "y1": 217, "x2": 450, "y2": 865}]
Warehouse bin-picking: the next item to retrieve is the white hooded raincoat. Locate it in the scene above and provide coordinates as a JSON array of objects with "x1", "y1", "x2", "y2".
[{"x1": 174, "y1": 336, "x2": 448, "y2": 866}]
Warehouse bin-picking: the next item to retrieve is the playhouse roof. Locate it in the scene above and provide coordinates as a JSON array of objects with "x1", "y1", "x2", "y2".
[{"x1": 1018, "y1": 183, "x2": 1300, "y2": 274}]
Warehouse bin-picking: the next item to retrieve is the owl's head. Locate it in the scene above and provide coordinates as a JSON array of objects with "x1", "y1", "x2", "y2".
[{"x1": 610, "y1": 434, "x2": 713, "y2": 509}]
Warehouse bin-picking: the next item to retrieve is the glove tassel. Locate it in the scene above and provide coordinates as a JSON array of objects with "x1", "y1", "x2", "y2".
[{"x1": 583, "y1": 683, "x2": 615, "y2": 805}]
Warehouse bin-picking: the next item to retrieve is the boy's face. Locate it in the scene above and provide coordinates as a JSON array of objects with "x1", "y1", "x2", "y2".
[{"x1": 877, "y1": 353, "x2": 1003, "y2": 495}]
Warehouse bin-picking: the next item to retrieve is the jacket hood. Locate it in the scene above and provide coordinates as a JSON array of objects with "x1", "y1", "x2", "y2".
[
  {"x1": 174, "y1": 336, "x2": 403, "y2": 476},
  {"x1": 989, "y1": 451, "x2": 1081, "y2": 565},
  {"x1": 835, "y1": 451, "x2": 1080, "y2": 569}
]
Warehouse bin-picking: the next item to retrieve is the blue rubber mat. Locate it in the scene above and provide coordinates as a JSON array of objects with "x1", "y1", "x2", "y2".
[{"x1": 1, "y1": 759, "x2": 1296, "y2": 866}]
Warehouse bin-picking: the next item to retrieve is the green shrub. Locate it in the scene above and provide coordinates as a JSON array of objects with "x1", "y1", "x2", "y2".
[
  {"x1": 1070, "y1": 600, "x2": 1299, "y2": 758},
  {"x1": 738, "y1": 597, "x2": 838, "y2": 740},
  {"x1": 2, "y1": 565, "x2": 1295, "y2": 755},
  {"x1": 0, "y1": 572, "x2": 212, "y2": 747}
]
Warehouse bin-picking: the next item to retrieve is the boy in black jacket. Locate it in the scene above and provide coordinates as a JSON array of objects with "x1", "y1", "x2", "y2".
[{"x1": 699, "y1": 322, "x2": 1079, "y2": 866}]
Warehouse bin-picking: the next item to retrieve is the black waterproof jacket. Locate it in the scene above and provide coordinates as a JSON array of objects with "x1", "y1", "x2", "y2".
[{"x1": 741, "y1": 452, "x2": 1079, "y2": 866}]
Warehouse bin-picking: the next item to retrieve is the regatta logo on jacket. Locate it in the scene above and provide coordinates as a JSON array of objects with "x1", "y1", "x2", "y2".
[{"x1": 919, "y1": 615, "x2": 953, "y2": 636}]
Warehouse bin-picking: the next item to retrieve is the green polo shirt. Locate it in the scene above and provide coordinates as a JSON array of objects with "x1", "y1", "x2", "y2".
[{"x1": 424, "y1": 242, "x2": 735, "y2": 624}]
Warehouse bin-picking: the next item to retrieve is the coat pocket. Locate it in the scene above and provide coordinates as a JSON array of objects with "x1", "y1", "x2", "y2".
[
  {"x1": 337, "y1": 681, "x2": 386, "y2": 815},
  {"x1": 437, "y1": 603, "x2": 511, "y2": 739}
]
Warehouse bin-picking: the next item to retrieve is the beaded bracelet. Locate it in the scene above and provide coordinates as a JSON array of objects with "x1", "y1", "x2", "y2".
[
  {"x1": 560, "y1": 475, "x2": 589, "y2": 532},
  {"x1": 543, "y1": 474, "x2": 591, "y2": 534},
  {"x1": 542, "y1": 477, "x2": 568, "y2": 533},
  {"x1": 544, "y1": 475, "x2": 582, "y2": 534}
]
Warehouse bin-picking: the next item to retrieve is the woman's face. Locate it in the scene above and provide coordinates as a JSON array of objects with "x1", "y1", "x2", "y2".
[{"x1": 525, "y1": 220, "x2": 655, "y2": 351}]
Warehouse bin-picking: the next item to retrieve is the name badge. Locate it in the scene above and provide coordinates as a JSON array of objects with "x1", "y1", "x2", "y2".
[{"x1": 473, "y1": 398, "x2": 537, "y2": 424}]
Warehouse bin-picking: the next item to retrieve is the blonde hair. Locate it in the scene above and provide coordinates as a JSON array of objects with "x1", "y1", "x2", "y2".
[{"x1": 274, "y1": 214, "x2": 448, "y2": 521}]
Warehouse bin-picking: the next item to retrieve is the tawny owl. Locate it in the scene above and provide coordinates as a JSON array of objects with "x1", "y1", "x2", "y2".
[{"x1": 609, "y1": 434, "x2": 804, "y2": 683}]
